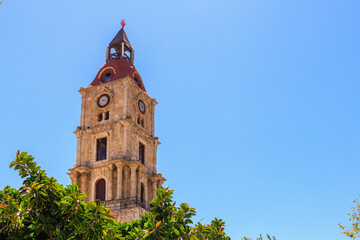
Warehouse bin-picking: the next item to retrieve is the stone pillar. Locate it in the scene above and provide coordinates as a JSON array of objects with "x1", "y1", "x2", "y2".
[
  {"x1": 116, "y1": 163, "x2": 124, "y2": 199},
  {"x1": 144, "y1": 178, "x2": 148, "y2": 203},
  {"x1": 152, "y1": 180, "x2": 157, "y2": 200},
  {"x1": 80, "y1": 172, "x2": 87, "y2": 193},
  {"x1": 88, "y1": 172, "x2": 93, "y2": 201},
  {"x1": 137, "y1": 169, "x2": 143, "y2": 199},
  {"x1": 107, "y1": 165, "x2": 113, "y2": 200},
  {"x1": 130, "y1": 164, "x2": 138, "y2": 199},
  {"x1": 124, "y1": 167, "x2": 130, "y2": 198}
]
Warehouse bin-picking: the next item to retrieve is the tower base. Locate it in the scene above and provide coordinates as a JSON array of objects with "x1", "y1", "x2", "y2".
[{"x1": 111, "y1": 207, "x2": 147, "y2": 222}]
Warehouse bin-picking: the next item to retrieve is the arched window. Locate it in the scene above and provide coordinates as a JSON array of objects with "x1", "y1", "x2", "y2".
[
  {"x1": 105, "y1": 73, "x2": 111, "y2": 82},
  {"x1": 95, "y1": 179, "x2": 106, "y2": 201}
]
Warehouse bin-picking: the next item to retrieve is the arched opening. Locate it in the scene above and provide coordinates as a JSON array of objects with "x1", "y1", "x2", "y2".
[
  {"x1": 141, "y1": 183, "x2": 145, "y2": 203},
  {"x1": 104, "y1": 72, "x2": 111, "y2": 82},
  {"x1": 95, "y1": 179, "x2": 106, "y2": 201},
  {"x1": 110, "y1": 48, "x2": 117, "y2": 54},
  {"x1": 124, "y1": 50, "x2": 131, "y2": 59}
]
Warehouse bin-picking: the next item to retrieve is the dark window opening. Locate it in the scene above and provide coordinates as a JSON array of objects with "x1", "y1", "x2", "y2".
[
  {"x1": 139, "y1": 142, "x2": 145, "y2": 165},
  {"x1": 98, "y1": 113, "x2": 103, "y2": 122},
  {"x1": 105, "y1": 112, "x2": 109, "y2": 120},
  {"x1": 97, "y1": 138, "x2": 107, "y2": 161},
  {"x1": 134, "y1": 77, "x2": 139, "y2": 86},
  {"x1": 141, "y1": 184, "x2": 145, "y2": 203},
  {"x1": 137, "y1": 116, "x2": 140, "y2": 125},
  {"x1": 105, "y1": 73, "x2": 111, "y2": 82},
  {"x1": 141, "y1": 119, "x2": 144, "y2": 127},
  {"x1": 96, "y1": 179, "x2": 106, "y2": 201}
]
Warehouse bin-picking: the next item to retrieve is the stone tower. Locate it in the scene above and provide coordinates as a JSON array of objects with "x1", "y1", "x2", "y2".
[{"x1": 68, "y1": 22, "x2": 165, "y2": 222}]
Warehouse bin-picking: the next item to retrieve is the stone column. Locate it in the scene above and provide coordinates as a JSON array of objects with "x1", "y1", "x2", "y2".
[
  {"x1": 107, "y1": 165, "x2": 113, "y2": 200},
  {"x1": 144, "y1": 178, "x2": 148, "y2": 203},
  {"x1": 88, "y1": 172, "x2": 93, "y2": 201},
  {"x1": 129, "y1": 164, "x2": 138, "y2": 199},
  {"x1": 123, "y1": 167, "x2": 129, "y2": 198},
  {"x1": 152, "y1": 179, "x2": 157, "y2": 200},
  {"x1": 116, "y1": 163, "x2": 124, "y2": 199},
  {"x1": 137, "y1": 169, "x2": 143, "y2": 199},
  {"x1": 80, "y1": 172, "x2": 87, "y2": 193}
]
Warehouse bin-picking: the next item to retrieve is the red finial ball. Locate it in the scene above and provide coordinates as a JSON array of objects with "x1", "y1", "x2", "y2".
[{"x1": 121, "y1": 19, "x2": 126, "y2": 28}]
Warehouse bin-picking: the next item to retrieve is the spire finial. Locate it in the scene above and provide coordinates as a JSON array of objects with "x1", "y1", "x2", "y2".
[{"x1": 121, "y1": 19, "x2": 126, "y2": 28}]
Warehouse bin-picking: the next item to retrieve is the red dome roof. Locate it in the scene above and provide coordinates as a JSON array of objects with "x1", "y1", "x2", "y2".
[{"x1": 89, "y1": 59, "x2": 146, "y2": 91}]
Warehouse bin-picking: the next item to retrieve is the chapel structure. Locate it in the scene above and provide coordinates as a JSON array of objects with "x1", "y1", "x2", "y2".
[{"x1": 68, "y1": 22, "x2": 165, "y2": 222}]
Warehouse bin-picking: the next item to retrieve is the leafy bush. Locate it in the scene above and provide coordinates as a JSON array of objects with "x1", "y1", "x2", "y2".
[{"x1": 0, "y1": 151, "x2": 231, "y2": 239}]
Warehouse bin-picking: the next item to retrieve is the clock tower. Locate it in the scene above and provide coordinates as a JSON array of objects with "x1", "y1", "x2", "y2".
[{"x1": 68, "y1": 22, "x2": 165, "y2": 222}]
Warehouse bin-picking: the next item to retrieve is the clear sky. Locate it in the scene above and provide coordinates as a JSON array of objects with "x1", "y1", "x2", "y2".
[{"x1": 1, "y1": 1, "x2": 359, "y2": 239}]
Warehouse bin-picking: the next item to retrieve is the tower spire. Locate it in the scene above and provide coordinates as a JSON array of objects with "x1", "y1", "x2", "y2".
[{"x1": 106, "y1": 20, "x2": 135, "y2": 63}]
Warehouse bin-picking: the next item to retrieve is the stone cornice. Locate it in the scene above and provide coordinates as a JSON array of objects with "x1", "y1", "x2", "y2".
[
  {"x1": 74, "y1": 119, "x2": 160, "y2": 146},
  {"x1": 151, "y1": 98, "x2": 158, "y2": 107},
  {"x1": 70, "y1": 157, "x2": 148, "y2": 173},
  {"x1": 74, "y1": 122, "x2": 116, "y2": 136},
  {"x1": 150, "y1": 173, "x2": 166, "y2": 183},
  {"x1": 68, "y1": 165, "x2": 91, "y2": 175}
]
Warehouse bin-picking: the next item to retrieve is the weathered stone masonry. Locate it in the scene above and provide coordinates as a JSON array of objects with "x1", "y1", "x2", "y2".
[{"x1": 68, "y1": 24, "x2": 165, "y2": 222}]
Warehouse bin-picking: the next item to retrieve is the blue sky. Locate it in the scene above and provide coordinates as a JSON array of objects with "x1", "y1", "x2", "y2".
[{"x1": 1, "y1": 1, "x2": 360, "y2": 239}]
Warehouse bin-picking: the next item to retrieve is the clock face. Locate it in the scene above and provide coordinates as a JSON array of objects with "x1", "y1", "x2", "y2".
[
  {"x1": 97, "y1": 94, "x2": 110, "y2": 108},
  {"x1": 138, "y1": 100, "x2": 145, "y2": 114}
]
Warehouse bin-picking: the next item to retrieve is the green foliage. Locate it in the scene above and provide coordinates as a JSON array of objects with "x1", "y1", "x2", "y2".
[
  {"x1": 0, "y1": 151, "x2": 117, "y2": 239},
  {"x1": 242, "y1": 234, "x2": 276, "y2": 240},
  {"x1": 0, "y1": 151, "x2": 232, "y2": 239},
  {"x1": 340, "y1": 196, "x2": 360, "y2": 239}
]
